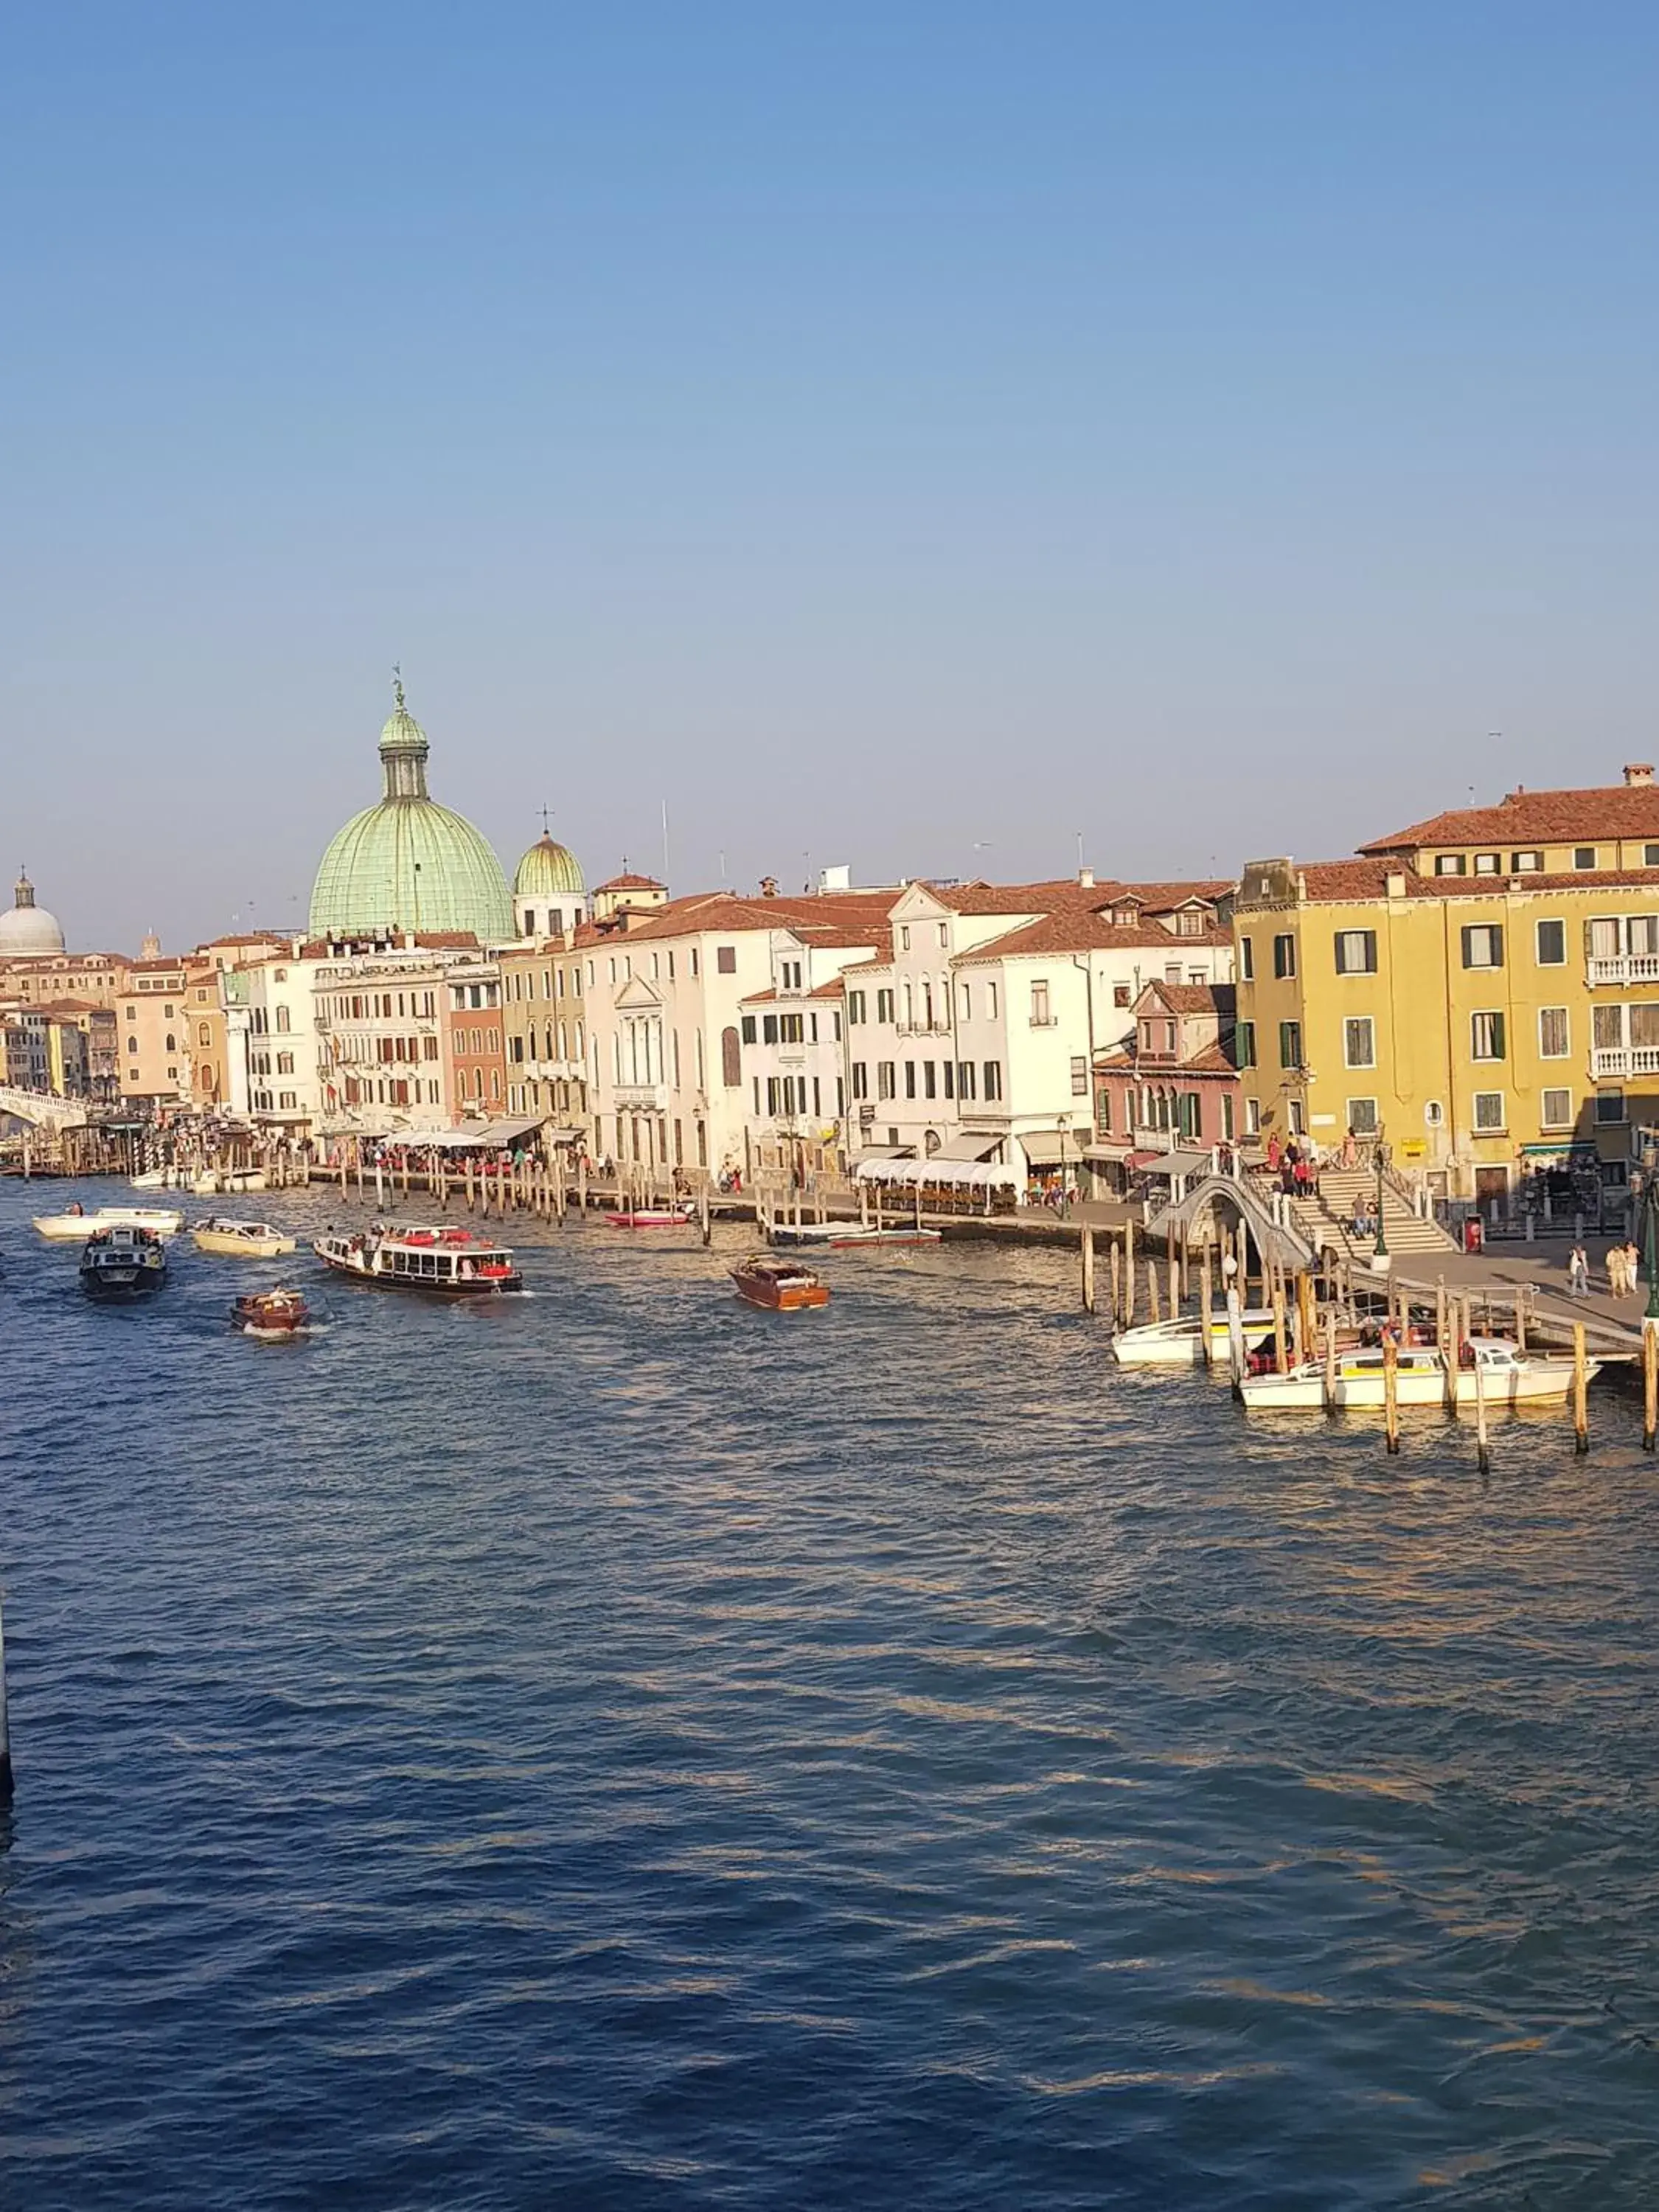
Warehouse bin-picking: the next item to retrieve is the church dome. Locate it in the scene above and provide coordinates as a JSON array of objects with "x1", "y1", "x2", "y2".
[
  {"x1": 513, "y1": 834, "x2": 586, "y2": 899},
  {"x1": 0, "y1": 870, "x2": 66, "y2": 956},
  {"x1": 307, "y1": 682, "x2": 513, "y2": 944}
]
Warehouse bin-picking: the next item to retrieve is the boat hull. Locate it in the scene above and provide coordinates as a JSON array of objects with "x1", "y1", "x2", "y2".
[
  {"x1": 313, "y1": 1242, "x2": 523, "y2": 1295},
  {"x1": 768, "y1": 1224, "x2": 942, "y2": 1248},
  {"x1": 36, "y1": 1207, "x2": 184, "y2": 1242},
  {"x1": 1240, "y1": 1357, "x2": 1595, "y2": 1411},
  {"x1": 1111, "y1": 1312, "x2": 1277, "y2": 1367},
  {"x1": 605, "y1": 1210, "x2": 694, "y2": 1228},
  {"x1": 81, "y1": 1259, "x2": 167, "y2": 1301},
  {"x1": 194, "y1": 1228, "x2": 297, "y2": 1258}
]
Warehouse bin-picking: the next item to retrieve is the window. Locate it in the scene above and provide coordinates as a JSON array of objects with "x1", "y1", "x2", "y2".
[
  {"x1": 1095, "y1": 1086, "x2": 1112, "y2": 1133},
  {"x1": 1541, "y1": 1088, "x2": 1573, "y2": 1129},
  {"x1": 1593, "y1": 1004, "x2": 1624, "y2": 1053},
  {"x1": 1535, "y1": 919, "x2": 1565, "y2": 965},
  {"x1": 900, "y1": 926, "x2": 911, "y2": 951},
  {"x1": 1461, "y1": 925, "x2": 1504, "y2": 969},
  {"x1": 937, "y1": 922, "x2": 948, "y2": 948},
  {"x1": 1539, "y1": 1007, "x2": 1569, "y2": 1058},
  {"x1": 942, "y1": 1062, "x2": 953, "y2": 1099},
  {"x1": 1176, "y1": 909, "x2": 1205, "y2": 938},
  {"x1": 1334, "y1": 929, "x2": 1377, "y2": 975},
  {"x1": 983, "y1": 1060, "x2": 1003, "y2": 1101},
  {"x1": 1596, "y1": 1088, "x2": 1626, "y2": 1124},
  {"x1": 275, "y1": 1005, "x2": 291, "y2": 1032},
  {"x1": 957, "y1": 983, "x2": 970, "y2": 1020},
  {"x1": 1278, "y1": 1020, "x2": 1302, "y2": 1070},
  {"x1": 1070, "y1": 1055, "x2": 1088, "y2": 1096},
  {"x1": 1239, "y1": 936, "x2": 1253, "y2": 981},
  {"x1": 877, "y1": 1061, "x2": 896, "y2": 1100},
  {"x1": 1573, "y1": 846, "x2": 1598, "y2": 871},
  {"x1": 1234, "y1": 1020, "x2": 1256, "y2": 1069},
  {"x1": 1272, "y1": 933, "x2": 1295, "y2": 978},
  {"x1": 904, "y1": 1062, "x2": 917, "y2": 1098},
  {"x1": 1346, "y1": 1097, "x2": 1379, "y2": 1135},
  {"x1": 276, "y1": 1051, "x2": 294, "y2": 1074},
  {"x1": 198, "y1": 1023, "x2": 211, "y2": 1046},
  {"x1": 126, "y1": 1034, "x2": 136, "y2": 1054},
  {"x1": 1474, "y1": 852, "x2": 1501, "y2": 875},
  {"x1": 1512, "y1": 849, "x2": 1542, "y2": 873},
  {"x1": 720, "y1": 1027, "x2": 741, "y2": 1086},
  {"x1": 1343, "y1": 1016, "x2": 1374, "y2": 1068},
  {"x1": 762, "y1": 1014, "x2": 779, "y2": 1045},
  {"x1": 1030, "y1": 980, "x2": 1051, "y2": 1025},
  {"x1": 1472, "y1": 1091, "x2": 1506, "y2": 1131},
  {"x1": 876, "y1": 989, "x2": 894, "y2": 1024},
  {"x1": 1470, "y1": 1010, "x2": 1506, "y2": 1061},
  {"x1": 1646, "y1": 845, "x2": 1659, "y2": 869},
  {"x1": 848, "y1": 990, "x2": 866, "y2": 1025},
  {"x1": 1434, "y1": 854, "x2": 1467, "y2": 876},
  {"x1": 781, "y1": 959, "x2": 801, "y2": 990},
  {"x1": 922, "y1": 1061, "x2": 936, "y2": 1099},
  {"x1": 740, "y1": 1015, "x2": 757, "y2": 1045},
  {"x1": 716, "y1": 946, "x2": 736, "y2": 974},
  {"x1": 987, "y1": 982, "x2": 998, "y2": 1020}
]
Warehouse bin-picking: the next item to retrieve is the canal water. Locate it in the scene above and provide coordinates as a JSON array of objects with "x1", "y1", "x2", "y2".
[{"x1": 1, "y1": 1179, "x2": 1657, "y2": 2211}]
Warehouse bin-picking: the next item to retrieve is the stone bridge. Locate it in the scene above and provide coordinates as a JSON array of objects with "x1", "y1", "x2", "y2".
[{"x1": 0, "y1": 1085, "x2": 89, "y2": 1131}]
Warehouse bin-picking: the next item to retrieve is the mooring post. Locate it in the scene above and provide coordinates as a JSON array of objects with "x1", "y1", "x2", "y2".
[
  {"x1": 1110, "y1": 1237, "x2": 1122, "y2": 1325},
  {"x1": 1383, "y1": 1334, "x2": 1400, "y2": 1454},
  {"x1": 700, "y1": 1183, "x2": 712, "y2": 1248},
  {"x1": 1573, "y1": 1324, "x2": 1589, "y2": 1455},
  {"x1": 1474, "y1": 1340, "x2": 1490, "y2": 1475},
  {"x1": 1644, "y1": 1319, "x2": 1658, "y2": 1453},
  {"x1": 0, "y1": 1590, "x2": 13, "y2": 1804},
  {"x1": 1324, "y1": 1307, "x2": 1339, "y2": 1413},
  {"x1": 1080, "y1": 1222, "x2": 1096, "y2": 1314},
  {"x1": 1200, "y1": 1253, "x2": 1214, "y2": 1366}
]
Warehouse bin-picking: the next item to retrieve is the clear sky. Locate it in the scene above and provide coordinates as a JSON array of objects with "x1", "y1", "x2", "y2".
[{"x1": 5, "y1": 2, "x2": 1657, "y2": 951}]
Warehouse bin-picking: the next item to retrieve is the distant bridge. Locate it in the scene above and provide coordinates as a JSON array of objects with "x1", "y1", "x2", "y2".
[{"x1": 0, "y1": 1085, "x2": 89, "y2": 1131}]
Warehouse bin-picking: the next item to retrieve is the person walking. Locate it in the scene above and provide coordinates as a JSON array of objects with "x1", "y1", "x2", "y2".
[
  {"x1": 1568, "y1": 1242, "x2": 1590, "y2": 1298},
  {"x1": 1606, "y1": 1242, "x2": 1629, "y2": 1296},
  {"x1": 1625, "y1": 1237, "x2": 1641, "y2": 1296}
]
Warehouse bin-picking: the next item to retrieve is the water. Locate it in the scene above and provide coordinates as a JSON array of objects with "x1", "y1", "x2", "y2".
[{"x1": 1, "y1": 1178, "x2": 1658, "y2": 2210}]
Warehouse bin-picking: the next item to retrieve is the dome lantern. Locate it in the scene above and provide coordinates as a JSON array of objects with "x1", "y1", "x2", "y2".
[{"x1": 0, "y1": 867, "x2": 66, "y2": 957}]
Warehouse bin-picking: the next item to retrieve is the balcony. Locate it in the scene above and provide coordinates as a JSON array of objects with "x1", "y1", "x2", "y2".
[
  {"x1": 1590, "y1": 1046, "x2": 1659, "y2": 1079},
  {"x1": 613, "y1": 1081, "x2": 668, "y2": 1110},
  {"x1": 1587, "y1": 955, "x2": 1659, "y2": 987}
]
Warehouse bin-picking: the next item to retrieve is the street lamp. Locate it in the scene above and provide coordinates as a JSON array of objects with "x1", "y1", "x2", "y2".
[
  {"x1": 1374, "y1": 1124, "x2": 1390, "y2": 1262},
  {"x1": 1641, "y1": 1138, "x2": 1659, "y2": 1322}
]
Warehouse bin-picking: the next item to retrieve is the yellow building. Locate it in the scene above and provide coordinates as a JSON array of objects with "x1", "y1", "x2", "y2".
[
  {"x1": 1234, "y1": 769, "x2": 1659, "y2": 1208},
  {"x1": 497, "y1": 936, "x2": 588, "y2": 1129}
]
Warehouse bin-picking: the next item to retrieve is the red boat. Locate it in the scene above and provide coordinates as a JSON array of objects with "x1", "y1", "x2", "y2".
[
  {"x1": 234, "y1": 1287, "x2": 311, "y2": 1336},
  {"x1": 605, "y1": 1203, "x2": 696, "y2": 1228},
  {"x1": 730, "y1": 1256, "x2": 830, "y2": 1311}
]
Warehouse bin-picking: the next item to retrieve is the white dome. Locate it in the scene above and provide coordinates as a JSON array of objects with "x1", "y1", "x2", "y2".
[{"x1": 0, "y1": 872, "x2": 66, "y2": 956}]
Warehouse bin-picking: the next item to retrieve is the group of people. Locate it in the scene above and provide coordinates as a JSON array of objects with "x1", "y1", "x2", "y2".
[
  {"x1": 1564, "y1": 1239, "x2": 1642, "y2": 1297},
  {"x1": 1262, "y1": 1132, "x2": 1320, "y2": 1199}
]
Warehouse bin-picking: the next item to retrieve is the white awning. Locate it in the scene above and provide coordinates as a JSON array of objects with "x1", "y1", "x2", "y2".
[
  {"x1": 857, "y1": 1156, "x2": 1020, "y2": 1189},
  {"x1": 412, "y1": 1117, "x2": 544, "y2": 1151},
  {"x1": 931, "y1": 1132, "x2": 1003, "y2": 1163},
  {"x1": 1020, "y1": 1131, "x2": 1076, "y2": 1166},
  {"x1": 1137, "y1": 1147, "x2": 1214, "y2": 1178}
]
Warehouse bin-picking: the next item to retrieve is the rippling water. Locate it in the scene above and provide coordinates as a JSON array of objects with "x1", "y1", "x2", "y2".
[{"x1": 2, "y1": 1178, "x2": 1658, "y2": 2209}]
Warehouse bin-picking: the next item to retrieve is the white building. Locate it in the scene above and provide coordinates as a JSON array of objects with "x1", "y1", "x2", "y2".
[{"x1": 243, "y1": 942, "x2": 330, "y2": 1133}]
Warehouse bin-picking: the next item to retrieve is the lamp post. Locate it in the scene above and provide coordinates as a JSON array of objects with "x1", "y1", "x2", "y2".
[
  {"x1": 1374, "y1": 1125, "x2": 1390, "y2": 1262},
  {"x1": 1642, "y1": 1139, "x2": 1659, "y2": 1322}
]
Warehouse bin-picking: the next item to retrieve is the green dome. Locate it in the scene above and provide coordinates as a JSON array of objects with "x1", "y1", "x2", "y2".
[
  {"x1": 513, "y1": 835, "x2": 586, "y2": 899},
  {"x1": 308, "y1": 690, "x2": 513, "y2": 943}
]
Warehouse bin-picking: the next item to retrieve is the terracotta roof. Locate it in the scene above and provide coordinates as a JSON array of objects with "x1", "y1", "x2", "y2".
[
  {"x1": 740, "y1": 987, "x2": 777, "y2": 1006},
  {"x1": 1144, "y1": 981, "x2": 1234, "y2": 1016},
  {"x1": 835, "y1": 956, "x2": 889, "y2": 976},
  {"x1": 959, "y1": 910, "x2": 1231, "y2": 961},
  {"x1": 608, "y1": 890, "x2": 894, "y2": 945},
  {"x1": 595, "y1": 872, "x2": 667, "y2": 892},
  {"x1": 1242, "y1": 858, "x2": 1659, "y2": 906},
  {"x1": 810, "y1": 978, "x2": 846, "y2": 998},
  {"x1": 1093, "y1": 1040, "x2": 1237, "y2": 1076},
  {"x1": 1359, "y1": 783, "x2": 1659, "y2": 854}
]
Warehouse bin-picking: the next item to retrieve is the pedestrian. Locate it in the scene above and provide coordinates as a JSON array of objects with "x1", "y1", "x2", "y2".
[
  {"x1": 1266, "y1": 1130, "x2": 1281, "y2": 1172},
  {"x1": 1606, "y1": 1243, "x2": 1628, "y2": 1295},
  {"x1": 1568, "y1": 1242, "x2": 1590, "y2": 1298}
]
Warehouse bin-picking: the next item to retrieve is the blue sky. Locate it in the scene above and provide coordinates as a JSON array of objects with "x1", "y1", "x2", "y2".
[{"x1": 4, "y1": 2, "x2": 1657, "y2": 949}]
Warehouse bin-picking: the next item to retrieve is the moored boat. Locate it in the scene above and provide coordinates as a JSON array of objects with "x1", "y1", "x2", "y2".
[
  {"x1": 234, "y1": 1287, "x2": 311, "y2": 1336},
  {"x1": 768, "y1": 1222, "x2": 942, "y2": 1248},
  {"x1": 1238, "y1": 1336, "x2": 1595, "y2": 1412},
  {"x1": 730, "y1": 1255, "x2": 830, "y2": 1310},
  {"x1": 80, "y1": 1224, "x2": 168, "y2": 1301},
  {"x1": 193, "y1": 1218, "x2": 298, "y2": 1258},
  {"x1": 35, "y1": 1204, "x2": 184, "y2": 1242},
  {"x1": 1112, "y1": 1307, "x2": 1277, "y2": 1367},
  {"x1": 313, "y1": 1222, "x2": 523, "y2": 1295},
  {"x1": 192, "y1": 1167, "x2": 268, "y2": 1195},
  {"x1": 605, "y1": 1203, "x2": 696, "y2": 1228}
]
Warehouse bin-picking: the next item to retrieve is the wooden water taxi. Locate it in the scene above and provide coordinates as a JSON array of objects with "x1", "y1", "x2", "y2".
[
  {"x1": 234, "y1": 1287, "x2": 311, "y2": 1337},
  {"x1": 36, "y1": 1204, "x2": 184, "y2": 1242},
  {"x1": 1238, "y1": 1336, "x2": 1594, "y2": 1412},
  {"x1": 1111, "y1": 1307, "x2": 1277, "y2": 1367},
  {"x1": 730, "y1": 1255, "x2": 830, "y2": 1311},
  {"x1": 194, "y1": 1218, "x2": 297, "y2": 1259},
  {"x1": 80, "y1": 1224, "x2": 168, "y2": 1301},
  {"x1": 313, "y1": 1222, "x2": 523, "y2": 1295}
]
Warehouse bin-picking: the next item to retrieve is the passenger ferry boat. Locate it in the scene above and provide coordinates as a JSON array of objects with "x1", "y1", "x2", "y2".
[
  {"x1": 80, "y1": 1224, "x2": 168, "y2": 1301},
  {"x1": 313, "y1": 1222, "x2": 523, "y2": 1295},
  {"x1": 1238, "y1": 1336, "x2": 1593, "y2": 1413}
]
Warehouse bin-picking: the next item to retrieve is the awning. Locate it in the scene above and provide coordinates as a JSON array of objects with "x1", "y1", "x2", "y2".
[
  {"x1": 856, "y1": 1156, "x2": 1021, "y2": 1189},
  {"x1": 414, "y1": 1116, "x2": 544, "y2": 1151},
  {"x1": 853, "y1": 1146, "x2": 916, "y2": 1176},
  {"x1": 548, "y1": 1125, "x2": 588, "y2": 1145},
  {"x1": 1020, "y1": 1131, "x2": 1075, "y2": 1166},
  {"x1": 931, "y1": 1132, "x2": 1003, "y2": 1164},
  {"x1": 1518, "y1": 1141, "x2": 1596, "y2": 1158},
  {"x1": 1137, "y1": 1147, "x2": 1213, "y2": 1178}
]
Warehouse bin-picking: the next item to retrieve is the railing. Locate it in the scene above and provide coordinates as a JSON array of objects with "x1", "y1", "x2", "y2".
[
  {"x1": 1587, "y1": 954, "x2": 1659, "y2": 987},
  {"x1": 1590, "y1": 1045, "x2": 1659, "y2": 1079},
  {"x1": 613, "y1": 1082, "x2": 668, "y2": 1109}
]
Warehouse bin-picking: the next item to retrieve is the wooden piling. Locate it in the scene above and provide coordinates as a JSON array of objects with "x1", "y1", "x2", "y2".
[
  {"x1": 1473, "y1": 1339, "x2": 1490, "y2": 1474},
  {"x1": 1270, "y1": 1267, "x2": 1288, "y2": 1374},
  {"x1": 1295, "y1": 1272, "x2": 1315, "y2": 1370},
  {"x1": 1573, "y1": 1324, "x2": 1589, "y2": 1455},
  {"x1": 1081, "y1": 1223, "x2": 1096, "y2": 1314},
  {"x1": 1382, "y1": 1334, "x2": 1400, "y2": 1454},
  {"x1": 1124, "y1": 1219, "x2": 1136, "y2": 1322},
  {"x1": 1324, "y1": 1308, "x2": 1338, "y2": 1413},
  {"x1": 1200, "y1": 1253, "x2": 1214, "y2": 1366},
  {"x1": 1147, "y1": 1258, "x2": 1161, "y2": 1324},
  {"x1": 1644, "y1": 1320, "x2": 1657, "y2": 1453},
  {"x1": 1514, "y1": 1290, "x2": 1526, "y2": 1354},
  {"x1": 1167, "y1": 1250, "x2": 1178, "y2": 1321},
  {"x1": 700, "y1": 1184, "x2": 712, "y2": 1247},
  {"x1": 1110, "y1": 1239, "x2": 1122, "y2": 1325}
]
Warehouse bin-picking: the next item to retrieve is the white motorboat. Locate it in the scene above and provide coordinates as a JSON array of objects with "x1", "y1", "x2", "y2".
[
  {"x1": 34, "y1": 1205, "x2": 185, "y2": 1243},
  {"x1": 132, "y1": 1166, "x2": 188, "y2": 1190},
  {"x1": 1238, "y1": 1336, "x2": 1594, "y2": 1413},
  {"x1": 192, "y1": 1167, "x2": 268, "y2": 1195},
  {"x1": 192, "y1": 1217, "x2": 297, "y2": 1258},
  {"x1": 768, "y1": 1222, "x2": 942, "y2": 1248},
  {"x1": 1112, "y1": 1308, "x2": 1276, "y2": 1367}
]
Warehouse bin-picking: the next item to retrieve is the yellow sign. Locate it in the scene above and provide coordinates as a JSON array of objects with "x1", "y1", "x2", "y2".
[{"x1": 1399, "y1": 1139, "x2": 1427, "y2": 1160}]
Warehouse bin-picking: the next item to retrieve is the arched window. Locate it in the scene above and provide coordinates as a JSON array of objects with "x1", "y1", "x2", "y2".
[
  {"x1": 275, "y1": 1005, "x2": 291, "y2": 1032},
  {"x1": 164, "y1": 1032, "x2": 176, "y2": 1051},
  {"x1": 720, "y1": 1026, "x2": 742, "y2": 1087}
]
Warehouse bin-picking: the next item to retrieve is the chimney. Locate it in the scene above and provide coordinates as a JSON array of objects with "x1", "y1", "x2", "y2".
[
  {"x1": 1385, "y1": 870, "x2": 1407, "y2": 899},
  {"x1": 1625, "y1": 763, "x2": 1655, "y2": 787},
  {"x1": 1078, "y1": 865, "x2": 1095, "y2": 889}
]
